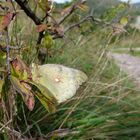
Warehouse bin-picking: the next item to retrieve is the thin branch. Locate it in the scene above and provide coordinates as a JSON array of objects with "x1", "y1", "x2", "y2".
[
  {"x1": 5, "y1": 29, "x2": 10, "y2": 76},
  {"x1": 14, "y1": 0, "x2": 44, "y2": 45},
  {"x1": 21, "y1": 102, "x2": 32, "y2": 138},
  {"x1": 15, "y1": 0, "x2": 41, "y2": 25},
  {"x1": 0, "y1": 45, "x2": 21, "y2": 51},
  {"x1": 45, "y1": 129, "x2": 79, "y2": 139},
  {"x1": 14, "y1": 0, "x2": 87, "y2": 45},
  {"x1": 58, "y1": 5, "x2": 76, "y2": 25},
  {"x1": 64, "y1": 15, "x2": 91, "y2": 33},
  {"x1": 0, "y1": 119, "x2": 12, "y2": 132},
  {"x1": 37, "y1": 31, "x2": 44, "y2": 45},
  {"x1": 63, "y1": 14, "x2": 127, "y2": 36},
  {"x1": 58, "y1": 0, "x2": 86, "y2": 25},
  {"x1": 37, "y1": 0, "x2": 85, "y2": 43},
  {"x1": 0, "y1": 122, "x2": 24, "y2": 138}
]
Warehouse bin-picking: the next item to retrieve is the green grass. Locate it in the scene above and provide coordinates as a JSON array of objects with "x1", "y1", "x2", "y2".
[
  {"x1": 113, "y1": 49, "x2": 140, "y2": 57},
  {"x1": 110, "y1": 28, "x2": 140, "y2": 57}
]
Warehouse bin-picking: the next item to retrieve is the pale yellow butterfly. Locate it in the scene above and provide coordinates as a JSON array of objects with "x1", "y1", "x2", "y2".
[{"x1": 31, "y1": 64, "x2": 87, "y2": 103}]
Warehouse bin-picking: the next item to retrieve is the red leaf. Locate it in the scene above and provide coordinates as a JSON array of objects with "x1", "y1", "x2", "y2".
[
  {"x1": 36, "y1": 24, "x2": 48, "y2": 32},
  {"x1": 10, "y1": 76, "x2": 35, "y2": 111},
  {"x1": 0, "y1": 12, "x2": 14, "y2": 32},
  {"x1": 10, "y1": 56, "x2": 32, "y2": 80},
  {"x1": 27, "y1": 96, "x2": 35, "y2": 111},
  {"x1": 61, "y1": 7, "x2": 71, "y2": 16}
]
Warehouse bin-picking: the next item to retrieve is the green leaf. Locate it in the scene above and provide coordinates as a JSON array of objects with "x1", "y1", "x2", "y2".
[
  {"x1": 76, "y1": 3, "x2": 89, "y2": 12},
  {"x1": 0, "y1": 79, "x2": 4, "y2": 99},
  {"x1": 102, "y1": 3, "x2": 129, "y2": 22},
  {"x1": 30, "y1": 81, "x2": 57, "y2": 113},
  {"x1": 0, "y1": 50, "x2": 6, "y2": 65},
  {"x1": 38, "y1": 0, "x2": 52, "y2": 13},
  {"x1": 120, "y1": 16, "x2": 128, "y2": 27},
  {"x1": 10, "y1": 56, "x2": 32, "y2": 80},
  {"x1": 41, "y1": 33, "x2": 54, "y2": 49}
]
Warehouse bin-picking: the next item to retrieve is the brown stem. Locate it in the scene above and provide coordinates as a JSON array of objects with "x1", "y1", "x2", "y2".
[{"x1": 15, "y1": 0, "x2": 41, "y2": 25}]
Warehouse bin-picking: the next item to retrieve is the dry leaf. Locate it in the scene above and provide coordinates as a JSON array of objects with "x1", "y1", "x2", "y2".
[
  {"x1": 36, "y1": 24, "x2": 48, "y2": 32},
  {"x1": 0, "y1": 12, "x2": 14, "y2": 32}
]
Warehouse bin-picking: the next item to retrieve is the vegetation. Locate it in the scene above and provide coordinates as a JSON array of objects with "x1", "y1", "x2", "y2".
[{"x1": 0, "y1": 0, "x2": 140, "y2": 139}]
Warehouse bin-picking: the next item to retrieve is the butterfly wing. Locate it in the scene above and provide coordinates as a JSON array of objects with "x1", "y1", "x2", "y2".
[{"x1": 32, "y1": 64, "x2": 87, "y2": 103}]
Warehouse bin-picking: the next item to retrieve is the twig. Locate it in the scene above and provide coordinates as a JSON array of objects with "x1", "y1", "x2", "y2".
[
  {"x1": 0, "y1": 119, "x2": 12, "y2": 131},
  {"x1": 64, "y1": 15, "x2": 91, "y2": 33},
  {"x1": 45, "y1": 129, "x2": 79, "y2": 139},
  {"x1": 58, "y1": 0, "x2": 85, "y2": 25},
  {"x1": 21, "y1": 103, "x2": 32, "y2": 138},
  {"x1": 64, "y1": 14, "x2": 127, "y2": 36},
  {"x1": 5, "y1": 29, "x2": 11, "y2": 77},
  {"x1": 0, "y1": 45, "x2": 21, "y2": 52},
  {"x1": 0, "y1": 122, "x2": 23, "y2": 138},
  {"x1": 15, "y1": 0, "x2": 41, "y2": 25}
]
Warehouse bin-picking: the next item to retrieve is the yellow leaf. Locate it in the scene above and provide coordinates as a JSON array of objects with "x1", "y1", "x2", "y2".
[
  {"x1": 120, "y1": 16, "x2": 128, "y2": 27},
  {"x1": 41, "y1": 34, "x2": 54, "y2": 49},
  {"x1": 38, "y1": 0, "x2": 53, "y2": 13},
  {"x1": 0, "y1": 79, "x2": 4, "y2": 99},
  {"x1": 76, "y1": 4, "x2": 89, "y2": 11}
]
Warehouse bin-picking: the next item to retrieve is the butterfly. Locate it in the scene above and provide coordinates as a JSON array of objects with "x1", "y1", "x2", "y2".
[{"x1": 31, "y1": 64, "x2": 88, "y2": 103}]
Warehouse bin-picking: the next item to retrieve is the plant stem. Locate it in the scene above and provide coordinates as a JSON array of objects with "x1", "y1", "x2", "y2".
[{"x1": 5, "y1": 29, "x2": 11, "y2": 77}]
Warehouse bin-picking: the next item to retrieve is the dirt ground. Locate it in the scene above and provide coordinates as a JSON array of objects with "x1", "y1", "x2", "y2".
[{"x1": 108, "y1": 52, "x2": 140, "y2": 87}]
